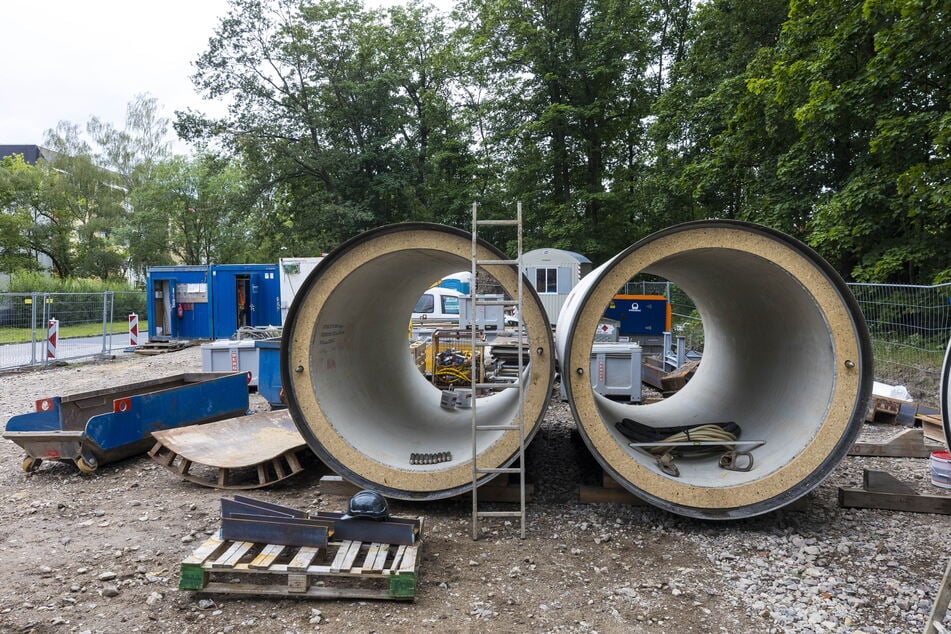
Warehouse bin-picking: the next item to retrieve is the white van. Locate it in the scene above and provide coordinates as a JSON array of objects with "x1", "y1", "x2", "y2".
[{"x1": 412, "y1": 287, "x2": 462, "y2": 322}]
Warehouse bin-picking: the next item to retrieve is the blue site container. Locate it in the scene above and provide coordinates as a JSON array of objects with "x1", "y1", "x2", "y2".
[
  {"x1": 602, "y1": 295, "x2": 671, "y2": 337},
  {"x1": 254, "y1": 338, "x2": 284, "y2": 408},
  {"x1": 3, "y1": 372, "x2": 250, "y2": 472},
  {"x1": 146, "y1": 264, "x2": 282, "y2": 340}
]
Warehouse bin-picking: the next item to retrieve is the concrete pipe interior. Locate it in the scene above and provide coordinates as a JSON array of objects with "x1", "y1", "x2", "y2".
[
  {"x1": 557, "y1": 220, "x2": 872, "y2": 519},
  {"x1": 282, "y1": 223, "x2": 554, "y2": 500}
]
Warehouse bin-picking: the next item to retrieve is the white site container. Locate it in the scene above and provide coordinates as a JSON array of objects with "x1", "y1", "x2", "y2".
[
  {"x1": 459, "y1": 295, "x2": 505, "y2": 332},
  {"x1": 201, "y1": 339, "x2": 260, "y2": 386},
  {"x1": 589, "y1": 342, "x2": 642, "y2": 402}
]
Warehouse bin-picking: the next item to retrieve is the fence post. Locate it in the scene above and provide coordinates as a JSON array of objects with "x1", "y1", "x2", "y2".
[
  {"x1": 42, "y1": 293, "x2": 50, "y2": 366},
  {"x1": 101, "y1": 292, "x2": 110, "y2": 355},
  {"x1": 29, "y1": 292, "x2": 38, "y2": 366}
]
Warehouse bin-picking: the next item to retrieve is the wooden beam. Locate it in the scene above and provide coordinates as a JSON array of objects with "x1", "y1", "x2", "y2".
[{"x1": 838, "y1": 469, "x2": 951, "y2": 515}]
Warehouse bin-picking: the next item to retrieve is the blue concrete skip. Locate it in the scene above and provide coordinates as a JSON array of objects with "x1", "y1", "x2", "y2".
[{"x1": 4, "y1": 372, "x2": 250, "y2": 469}]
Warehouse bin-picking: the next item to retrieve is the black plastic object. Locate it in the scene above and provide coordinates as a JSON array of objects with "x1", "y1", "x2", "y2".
[
  {"x1": 615, "y1": 418, "x2": 741, "y2": 443},
  {"x1": 344, "y1": 490, "x2": 390, "y2": 521}
]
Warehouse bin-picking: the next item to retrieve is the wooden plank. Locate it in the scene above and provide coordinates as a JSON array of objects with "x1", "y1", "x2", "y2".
[
  {"x1": 287, "y1": 546, "x2": 319, "y2": 571},
  {"x1": 329, "y1": 541, "x2": 352, "y2": 573},
  {"x1": 249, "y1": 544, "x2": 285, "y2": 570},
  {"x1": 477, "y1": 481, "x2": 535, "y2": 503},
  {"x1": 357, "y1": 543, "x2": 381, "y2": 574},
  {"x1": 838, "y1": 488, "x2": 951, "y2": 515},
  {"x1": 341, "y1": 540, "x2": 362, "y2": 572},
  {"x1": 579, "y1": 484, "x2": 648, "y2": 505},
  {"x1": 384, "y1": 545, "x2": 406, "y2": 576},
  {"x1": 371, "y1": 544, "x2": 389, "y2": 572},
  {"x1": 925, "y1": 558, "x2": 951, "y2": 634},
  {"x1": 212, "y1": 541, "x2": 254, "y2": 568},
  {"x1": 198, "y1": 581, "x2": 412, "y2": 601},
  {"x1": 182, "y1": 530, "x2": 225, "y2": 565},
  {"x1": 399, "y1": 546, "x2": 418, "y2": 573}
]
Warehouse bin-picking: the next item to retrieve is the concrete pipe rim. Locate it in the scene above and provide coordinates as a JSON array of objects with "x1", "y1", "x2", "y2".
[
  {"x1": 560, "y1": 220, "x2": 873, "y2": 519},
  {"x1": 281, "y1": 222, "x2": 555, "y2": 500}
]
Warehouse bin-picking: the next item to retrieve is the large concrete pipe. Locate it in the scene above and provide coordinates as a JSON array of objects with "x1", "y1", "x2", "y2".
[
  {"x1": 557, "y1": 220, "x2": 872, "y2": 519},
  {"x1": 281, "y1": 223, "x2": 555, "y2": 500}
]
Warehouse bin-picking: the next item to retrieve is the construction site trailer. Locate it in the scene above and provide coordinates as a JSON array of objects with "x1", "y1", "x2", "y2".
[
  {"x1": 522, "y1": 248, "x2": 592, "y2": 326},
  {"x1": 146, "y1": 264, "x2": 281, "y2": 340}
]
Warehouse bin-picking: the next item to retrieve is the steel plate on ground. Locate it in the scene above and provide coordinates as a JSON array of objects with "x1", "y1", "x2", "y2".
[{"x1": 149, "y1": 410, "x2": 310, "y2": 489}]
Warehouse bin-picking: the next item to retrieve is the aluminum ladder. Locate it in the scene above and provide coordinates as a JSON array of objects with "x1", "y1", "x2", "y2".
[{"x1": 470, "y1": 201, "x2": 527, "y2": 539}]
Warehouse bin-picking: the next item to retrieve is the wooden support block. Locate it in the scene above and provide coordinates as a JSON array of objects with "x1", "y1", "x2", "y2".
[
  {"x1": 579, "y1": 484, "x2": 648, "y2": 505},
  {"x1": 838, "y1": 469, "x2": 951, "y2": 515},
  {"x1": 850, "y1": 427, "x2": 943, "y2": 458},
  {"x1": 320, "y1": 475, "x2": 361, "y2": 497},
  {"x1": 287, "y1": 573, "x2": 309, "y2": 593},
  {"x1": 918, "y1": 414, "x2": 948, "y2": 446}
]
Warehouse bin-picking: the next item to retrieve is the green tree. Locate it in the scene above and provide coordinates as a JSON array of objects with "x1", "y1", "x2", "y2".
[
  {"x1": 130, "y1": 153, "x2": 253, "y2": 265},
  {"x1": 458, "y1": 0, "x2": 655, "y2": 261},
  {"x1": 178, "y1": 0, "x2": 477, "y2": 255},
  {"x1": 665, "y1": 0, "x2": 949, "y2": 282},
  {"x1": 0, "y1": 154, "x2": 42, "y2": 274}
]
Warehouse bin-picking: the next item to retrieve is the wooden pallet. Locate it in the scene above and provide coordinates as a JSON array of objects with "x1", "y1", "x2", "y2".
[
  {"x1": 866, "y1": 395, "x2": 904, "y2": 424},
  {"x1": 134, "y1": 340, "x2": 194, "y2": 356},
  {"x1": 179, "y1": 527, "x2": 422, "y2": 600}
]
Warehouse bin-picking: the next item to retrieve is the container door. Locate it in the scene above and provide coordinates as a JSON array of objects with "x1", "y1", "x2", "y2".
[
  {"x1": 236, "y1": 274, "x2": 252, "y2": 329},
  {"x1": 249, "y1": 274, "x2": 264, "y2": 326}
]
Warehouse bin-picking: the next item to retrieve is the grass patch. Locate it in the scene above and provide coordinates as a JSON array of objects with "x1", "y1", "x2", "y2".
[{"x1": 0, "y1": 320, "x2": 148, "y2": 345}]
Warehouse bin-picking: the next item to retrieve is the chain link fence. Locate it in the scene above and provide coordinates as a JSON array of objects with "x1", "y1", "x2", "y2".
[
  {"x1": 848, "y1": 283, "x2": 951, "y2": 390},
  {"x1": 0, "y1": 291, "x2": 148, "y2": 371},
  {"x1": 621, "y1": 280, "x2": 951, "y2": 396}
]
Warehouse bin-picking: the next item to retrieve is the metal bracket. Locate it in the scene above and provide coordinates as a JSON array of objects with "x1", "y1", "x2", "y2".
[
  {"x1": 719, "y1": 451, "x2": 754, "y2": 472},
  {"x1": 656, "y1": 452, "x2": 680, "y2": 477}
]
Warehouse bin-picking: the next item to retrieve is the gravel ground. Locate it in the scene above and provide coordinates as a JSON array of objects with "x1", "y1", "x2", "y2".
[{"x1": 0, "y1": 348, "x2": 948, "y2": 633}]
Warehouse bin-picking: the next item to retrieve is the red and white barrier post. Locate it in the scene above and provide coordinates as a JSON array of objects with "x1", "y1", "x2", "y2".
[
  {"x1": 129, "y1": 313, "x2": 139, "y2": 347},
  {"x1": 47, "y1": 318, "x2": 59, "y2": 360}
]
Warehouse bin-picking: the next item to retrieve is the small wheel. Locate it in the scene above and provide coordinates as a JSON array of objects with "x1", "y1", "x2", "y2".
[
  {"x1": 75, "y1": 455, "x2": 97, "y2": 474},
  {"x1": 21, "y1": 456, "x2": 42, "y2": 473}
]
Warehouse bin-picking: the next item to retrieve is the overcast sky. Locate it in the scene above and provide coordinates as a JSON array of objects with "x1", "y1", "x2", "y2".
[
  {"x1": 1, "y1": 1, "x2": 450, "y2": 154},
  {"x1": 1, "y1": 1, "x2": 237, "y2": 151}
]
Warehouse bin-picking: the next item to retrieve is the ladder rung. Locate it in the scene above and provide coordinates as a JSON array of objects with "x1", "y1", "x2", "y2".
[
  {"x1": 476, "y1": 511, "x2": 523, "y2": 518},
  {"x1": 475, "y1": 425, "x2": 520, "y2": 431},
  {"x1": 473, "y1": 382, "x2": 519, "y2": 389},
  {"x1": 476, "y1": 467, "x2": 521, "y2": 474},
  {"x1": 476, "y1": 220, "x2": 519, "y2": 226},
  {"x1": 476, "y1": 259, "x2": 518, "y2": 265}
]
